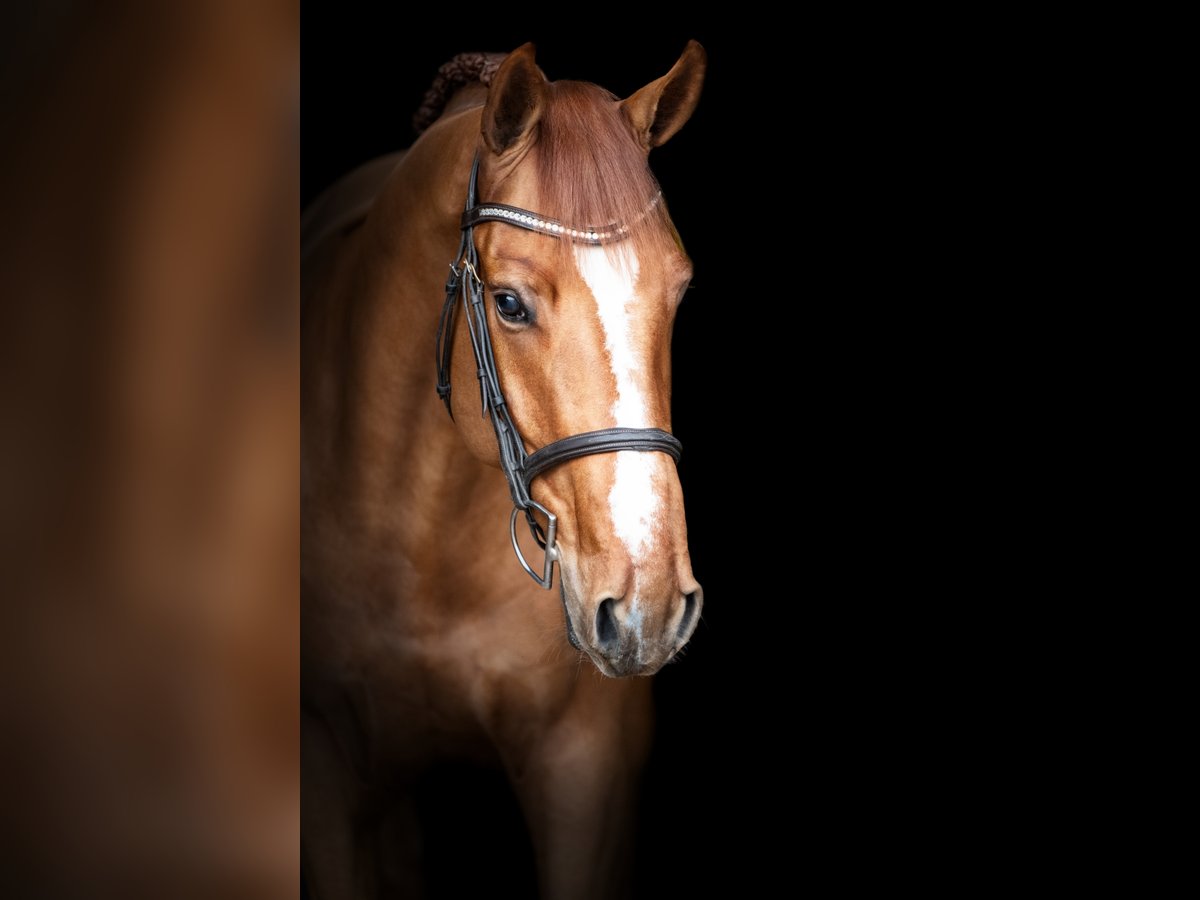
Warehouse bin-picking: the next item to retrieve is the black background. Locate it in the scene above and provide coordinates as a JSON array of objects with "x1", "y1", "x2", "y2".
[{"x1": 302, "y1": 7, "x2": 1004, "y2": 895}]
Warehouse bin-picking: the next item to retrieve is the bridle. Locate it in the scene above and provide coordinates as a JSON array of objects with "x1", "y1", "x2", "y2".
[{"x1": 436, "y1": 154, "x2": 682, "y2": 590}]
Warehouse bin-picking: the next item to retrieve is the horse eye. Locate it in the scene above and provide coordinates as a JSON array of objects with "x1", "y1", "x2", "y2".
[{"x1": 494, "y1": 291, "x2": 527, "y2": 321}]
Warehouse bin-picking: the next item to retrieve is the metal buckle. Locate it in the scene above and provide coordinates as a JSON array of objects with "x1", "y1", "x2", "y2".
[{"x1": 509, "y1": 500, "x2": 558, "y2": 589}]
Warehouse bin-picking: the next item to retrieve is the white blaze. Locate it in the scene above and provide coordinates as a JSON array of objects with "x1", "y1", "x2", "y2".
[{"x1": 575, "y1": 246, "x2": 660, "y2": 574}]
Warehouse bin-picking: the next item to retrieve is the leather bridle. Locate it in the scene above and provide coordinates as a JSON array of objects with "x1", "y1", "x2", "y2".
[{"x1": 436, "y1": 154, "x2": 682, "y2": 589}]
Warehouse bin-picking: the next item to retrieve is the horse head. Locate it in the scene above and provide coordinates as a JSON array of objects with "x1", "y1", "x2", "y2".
[{"x1": 446, "y1": 42, "x2": 706, "y2": 677}]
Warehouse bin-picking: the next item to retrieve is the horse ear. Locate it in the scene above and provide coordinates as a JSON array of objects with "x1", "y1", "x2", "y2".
[
  {"x1": 482, "y1": 43, "x2": 547, "y2": 155},
  {"x1": 620, "y1": 40, "x2": 706, "y2": 150}
]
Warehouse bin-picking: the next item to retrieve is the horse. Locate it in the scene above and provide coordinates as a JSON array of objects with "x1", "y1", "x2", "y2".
[{"x1": 302, "y1": 41, "x2": 706, "y2": 898}]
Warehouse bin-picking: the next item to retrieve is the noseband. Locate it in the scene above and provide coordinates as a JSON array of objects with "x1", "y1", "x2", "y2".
[{"x1": 436, "y1": 155, "x2": 682, "y2": 589}]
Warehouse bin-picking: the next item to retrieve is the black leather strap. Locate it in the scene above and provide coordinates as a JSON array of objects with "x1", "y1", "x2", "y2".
[
  {"x1": 522, "y1": 427, "x2": 681, "y2": 484},
  {"x1": 436, "y1": 158, "x2": 534, "y2": 510}
]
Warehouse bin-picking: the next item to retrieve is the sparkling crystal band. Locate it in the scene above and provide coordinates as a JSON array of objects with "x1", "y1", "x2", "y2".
[{"x1": 461, "y1": 194, "x2": 662, "y2": 245}]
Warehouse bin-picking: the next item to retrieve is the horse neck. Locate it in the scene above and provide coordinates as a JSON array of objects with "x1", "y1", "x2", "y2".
[{"x1": 306, "y1": 109, "x2": 490, "y2": 544}]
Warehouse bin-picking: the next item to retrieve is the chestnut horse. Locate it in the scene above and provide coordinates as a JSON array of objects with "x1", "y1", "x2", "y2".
[{"x1": 302, "y1": 42, "x2": 705, "y2": 898}]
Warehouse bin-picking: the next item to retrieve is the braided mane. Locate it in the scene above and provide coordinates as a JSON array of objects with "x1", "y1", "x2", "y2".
[{"x1": 412, "y1": 52, "x2": 506, "y2": 135}]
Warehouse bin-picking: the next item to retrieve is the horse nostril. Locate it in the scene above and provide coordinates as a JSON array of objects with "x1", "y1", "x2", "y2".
[
  {"x1": 595, "y1": 597, "x2": 619, "y2": 651},
  {"x1": 677, "y1": 591, "x2": 699, "y2": 642}
]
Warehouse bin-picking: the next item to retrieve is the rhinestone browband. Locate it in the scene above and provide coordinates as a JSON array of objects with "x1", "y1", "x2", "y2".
[{"x1": 461, "y1": 194, "x2": 662, "y2": 245}]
